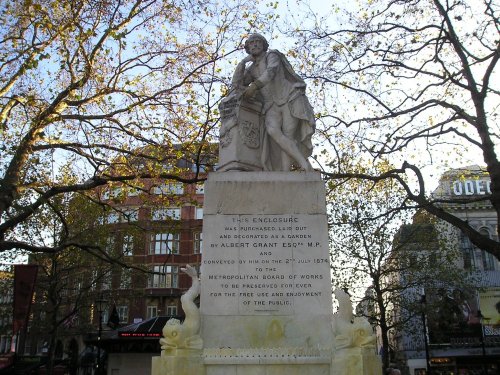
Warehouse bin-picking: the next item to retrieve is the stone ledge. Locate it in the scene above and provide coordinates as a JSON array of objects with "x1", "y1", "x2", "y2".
[
  {"x1": 204, "y1": 171, "x2": 326, "y2": 215},
  {"x1": 203, "y1": 347, "x2": 331, "y2": 365}
]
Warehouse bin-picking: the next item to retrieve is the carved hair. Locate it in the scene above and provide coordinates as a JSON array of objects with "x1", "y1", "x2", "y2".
[{"x1": 244, "y1": 33, "x2": 269, "y2": 54}]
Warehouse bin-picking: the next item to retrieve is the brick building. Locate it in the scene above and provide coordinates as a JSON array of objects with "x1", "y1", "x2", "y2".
[{"x1": 20, "y1": 146, "x2": 215, "y2": 374}]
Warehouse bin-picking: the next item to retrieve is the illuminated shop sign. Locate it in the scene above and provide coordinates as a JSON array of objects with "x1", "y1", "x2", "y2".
[
  {"x1": 118, "y1": 332, "x2": 161, "y2": 338},
  {"x1": 478, "y1": 288, "x2": 500, "y2": 336},
  {"x1": 452, "y1": 179, "x2": 491, "y2": 196}
]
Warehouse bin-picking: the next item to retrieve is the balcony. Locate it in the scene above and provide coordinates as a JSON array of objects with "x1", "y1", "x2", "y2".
[{"x1": 144, "y1": 288, "x2": 183, "y2": 297}]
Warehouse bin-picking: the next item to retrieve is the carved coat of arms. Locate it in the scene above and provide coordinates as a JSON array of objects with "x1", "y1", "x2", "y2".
[{"x1": 239, "y1": 120, "x2": 260, "y2": 149}]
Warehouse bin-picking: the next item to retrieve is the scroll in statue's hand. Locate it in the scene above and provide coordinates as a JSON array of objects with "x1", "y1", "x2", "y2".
[{"x1": 243, "y1": 82, "x2": 258, "y2": 99}]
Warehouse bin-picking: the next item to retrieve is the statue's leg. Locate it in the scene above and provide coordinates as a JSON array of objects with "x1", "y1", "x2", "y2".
[
  {"x1": 281, "y1": 112, "x2": 297, "y2": 171},
  {"x1": 282, "y1": 108, "x2": 313, "y2": 171},
  {"x1": 266, "y1": 107, "x2": 312, "y2": 171}
]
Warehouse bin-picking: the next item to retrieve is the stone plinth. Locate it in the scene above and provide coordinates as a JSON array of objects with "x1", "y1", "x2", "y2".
[
  {"x1": 152, "y1": 349, "x2": 205, "y2": 375},
  {"x1": 218, "y1": 99, "x2": 263, "y2": 171},
  {"x1": 151, "y1": 171, "x2": 384, "y2": 375},
  {"x1": 200, "y1": 172, "x2": 333, "y2": 351},
  {"x1": 331, "y1": 347, "x2": 382, "y2": 375}
]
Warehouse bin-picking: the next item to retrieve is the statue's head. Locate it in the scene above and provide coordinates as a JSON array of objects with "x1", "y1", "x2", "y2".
[
  {"x1": 244, "y1": 33, "x2": 269, "y2": 54},
  {"x1": 162, "y1": 318, "x2": 182, "y2": 342}
]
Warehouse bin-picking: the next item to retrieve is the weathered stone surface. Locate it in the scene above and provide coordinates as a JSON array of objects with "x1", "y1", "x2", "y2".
[
  {"x1": 218, "y1": 98, "x2": 263, "y2": 172},
  {"x1": 152, "y1": 349, "x2": 205, "y2": 375},
  {"x1": 152, "y1": 171, "x2": 383, "y2": 375},
  {"x1": 203, "y1": 171, "x2": 327, "y2": 215},
  {"x1": 200, "y1": 171, "x2": 333, "y2": 350},
  {"x1": 222, "y1": 33, "x2": 315, "y2": 172},
  {"x1": 331, "y1": 348, "x2": 383, "y2": 375}
]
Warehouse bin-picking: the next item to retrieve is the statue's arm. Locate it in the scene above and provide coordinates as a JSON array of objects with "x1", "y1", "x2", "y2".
[
  {"x1": 253, "y1": 52, "x2": 279, "y2": 89},
  {"x1": 231, "y1": 57, "x2": 253, "y2": 89}
]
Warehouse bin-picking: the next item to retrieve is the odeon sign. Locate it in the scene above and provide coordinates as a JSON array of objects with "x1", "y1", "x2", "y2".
[{"x1": 452, "y1": 178, "x2": 491, "y2": 196}]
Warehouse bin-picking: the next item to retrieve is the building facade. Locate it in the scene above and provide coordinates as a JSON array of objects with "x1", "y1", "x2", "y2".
[
  {"x1": 0, "y1": 267, "x2": 14, "y2": 370},
  {"x1": 19, "y1": 147, "x2": 214, "y2": 374},
  {"x1": 393, "y1": 166, "x2": 500, "y2": 375}
]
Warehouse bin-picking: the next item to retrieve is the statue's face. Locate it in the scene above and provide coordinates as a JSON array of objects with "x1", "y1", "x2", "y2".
[
  {"x1": 163, "y1": 324, "x2": 181, "y2": 342},
  {"x1": 247, "y1": 39, "x2": 264, "y2": 57}
]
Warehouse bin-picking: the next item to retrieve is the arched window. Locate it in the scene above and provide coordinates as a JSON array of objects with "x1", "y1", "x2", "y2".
[
  {"x1": 460, "y1": 233, "x2": 475, "y2": 270},
  {"x1": 479, "y1": 228, "x2": 495, "y2": 271}
]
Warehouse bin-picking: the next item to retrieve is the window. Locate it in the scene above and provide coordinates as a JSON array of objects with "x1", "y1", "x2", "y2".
[
  {"x1": 101, "y1": 271, "x2": 112, "y2": 290},
  {"x1": 194, "y1": 232, "x2": 202, "y2": 254},
  {"x1": 152, "y1": 208, "x2": 181, "y2": 221},
  {"x1": 122, "y1": 235, "x2": 134, "y2": 256},
  {"x1": 152, "y1": 182, "x2": 183, "y2": 195},
  {"x1": 479, "y1": 228, "x2": 496, "y2": 270},
  {"x1": 195, "y1": 183, "x2": 204, "y2": 194},
  {"x1": 148, "y1": 265, "x2": 178, "y2": 288},
  {"x1": 481, "y1": 250, "x2": 495, "y2": 271},
  {"x1": 122, "y1": 209, "x2": 138, "y2": 222},
  {"x1": 195, "y1": 207, "x2": 203, "y2": 220},
  {"x1": 191, "y1": 163, "x2": 206, "y2": 173},
  {"x1": 147, "y1": 305, "x2": 158, "y2": 319},
  {"x1": 150, "y1": 232, "x2": 179, "y2": 254},
  {"x1": 111, "y1": 187, "x2": 122, "y2": 199},
  {"x1": 117, "y1": 306, "x2": 128, "y2": 323},
  {"x1": 107, "y1": 212, "x2": 119, "y2": 224},
  {"x1": 91, "y1": 270, "x2": 99, "y2": 291},
  {"x1": 73, "y1": 274, "x2": 83, "y2": 292},
  {"x1": 461, "y1": 233, "x2": 475, "y2": 270},
  {"x1": 120, "y1": 269, "x2": 131, "y2": 289},
  {"x1": 36, "y1": 340, "x2": 46, "y2": 355},
  {"x1": 127, "y1": 187, "x2": 141, "y2": 197},
  {"x1": 101, "y1": 309, "x2": 109, "y2": 325},
  {"x1": 24, "y1": 339, "x2": 32, "y2": 355},
  {"x1": 105, "y1": 236, "x2": 115, "y2": 253},
  {"x1": 166, "y1": 305, "x2": 178, "y2": 316}
]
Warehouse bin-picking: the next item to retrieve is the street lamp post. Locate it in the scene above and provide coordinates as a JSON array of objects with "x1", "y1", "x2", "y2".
[
  {"x1": 477, "y1": 310, "x2": 488, "y2": 375},
  {"x1": 95, "y1": 294, "x2": 108, "y2": 375},
  {"x1": 420, "y1": 294, "x2": 431, "y2": 375}
]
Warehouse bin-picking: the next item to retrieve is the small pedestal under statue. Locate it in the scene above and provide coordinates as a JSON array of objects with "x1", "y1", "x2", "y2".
[{"x1": 218, "y1": 96, "x2": 263, "y2": 171}]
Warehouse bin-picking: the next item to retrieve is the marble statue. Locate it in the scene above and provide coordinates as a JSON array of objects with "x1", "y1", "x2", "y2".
[
  {"x1": 160, "y1": 265, "x2": 203, "y2": 351},
  {"x1": 332, "y1": 289, "x2": 376, "y2": 350},
  {"x1": 230, "y1": 33, "x2": 316, "y2": 171}
]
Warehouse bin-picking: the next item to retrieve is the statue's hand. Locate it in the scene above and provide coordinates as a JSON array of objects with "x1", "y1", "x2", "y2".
[
  {"x1": 241, "y1": 55, "x2": 255, "y2": 64},
  {"x1": 243, "y1": 83, "x2": 258, "y2": 99}
]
